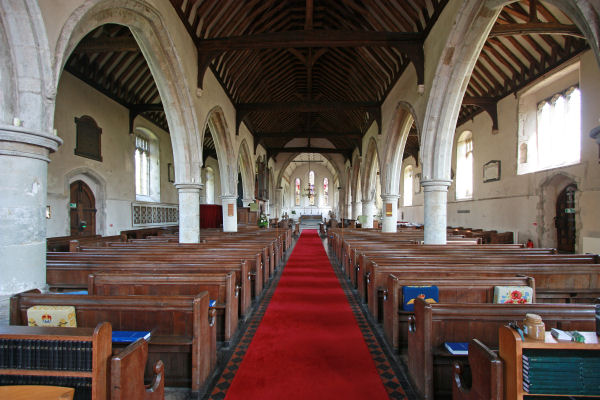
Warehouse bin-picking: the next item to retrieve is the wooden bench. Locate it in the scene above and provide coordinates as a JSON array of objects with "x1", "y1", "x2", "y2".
[
  {"x1": 407, "y1": 298, "x2": 596, "y2": 399},
  {"x1": 111, "y1": 337, "x2": 164, "y2": 400},
  {"x1": 10, "y1": 291, "x2": 216, "y2": 393},
  {"x1": 452, "y1": 339, "x2": 502, "y2": 400},
  {"x1": 363, "y1": 262, "x2": 600, "y2": 321},
  {"x1": 46, "y1": 259, "x2": 252, "y2": 318},
  {"x1": 383, "y1": 275, "x2": 535, "y2": 350},
  {"x1": 0, "y1": 322, "x2": 164, "y2": 400},
  {"x1": 88, "y1": 272, "x2": 238, "y2": 342}
]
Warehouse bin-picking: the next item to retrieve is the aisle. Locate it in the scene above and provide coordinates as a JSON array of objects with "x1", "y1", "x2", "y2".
[{"x1": 218, "y1": 229, "x2": 393, "y2": 399}]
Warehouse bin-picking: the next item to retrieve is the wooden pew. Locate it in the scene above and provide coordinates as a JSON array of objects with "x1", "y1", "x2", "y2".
[
  {"x1": 10, "y1": 291, "x2": 216, "y2": 393},
  {"x1": 0, "y1": 322, "x2": 164, "y2": 400},
  {"x1": 407, "y1": 298, "x2": 596, "y2": 399},
  {"x1": 111, "y1": 338, "x2": 165, "y2": 400},
  {"x1": 46, "y1": 260, "x2": 252, "y2": 318},
  {"x1": 383, "y1": 275, "x2": 535, "y2": 351},
  {"x1": 88, "y1": 272, "x2": 238, "y2": 342},
  {"x1": 363, "y1": 262, "x2": 600, "y2": 321},
  {"x1": 452, "y1": 339, "x2": 502, "y2": 400}
]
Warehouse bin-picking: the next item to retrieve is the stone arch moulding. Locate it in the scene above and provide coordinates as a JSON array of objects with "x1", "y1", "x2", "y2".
[
  {"x1": 237, "y1": 139, "x2": 255, "y2": 201},
  {"x1": 205, "y1": 106, "x2": 236, "y2": 196},
  {"x1": 54, "y1": 0, "x2": 202, "y2": 185},
  {"x1": 381, "y1": 102, "x2": 419, "y2": 196},
  {"x1": 537, "y1": 172, "x2": 580, "y2": 250},
  {"x1": 64, "y1": 167, "x2": 108, "y2": 236},
  {"x1": 350, "y1": 151, "x2": 362, "y2": 204},
  {"x1": 361, "y1": 137, "x2": 380, "y2": 202}
]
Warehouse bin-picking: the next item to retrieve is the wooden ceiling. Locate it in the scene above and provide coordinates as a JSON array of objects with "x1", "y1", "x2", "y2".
[{"x1": 64, "y1": 1, "x2": 587, "y2": 164}]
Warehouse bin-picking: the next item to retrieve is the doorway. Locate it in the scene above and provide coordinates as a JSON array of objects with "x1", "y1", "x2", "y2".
[
  {"x1": 70, "y1": 180, "x2": 96, "y2": 236},
  {"x1": 555, "y1": 183, "x2": 576, "y2": 253}
]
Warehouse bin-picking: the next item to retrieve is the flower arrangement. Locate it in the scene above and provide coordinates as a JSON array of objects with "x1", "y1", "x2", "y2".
[{"x1": 258, "y1": 214, "x2": 268, "y2": 228}]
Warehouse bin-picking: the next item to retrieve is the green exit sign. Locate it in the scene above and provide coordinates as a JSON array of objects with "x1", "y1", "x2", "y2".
[
  {"x1": 69, "y1": 202, "x2": 77, "y2": 209},
  {"x1": 564, "y1": 208, "x2": 575, "y2": 214}
]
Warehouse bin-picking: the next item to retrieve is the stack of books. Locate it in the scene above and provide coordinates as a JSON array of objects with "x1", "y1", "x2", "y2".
[{"x1": 522, "y1": 349, "x2": 600, "y2": 395}]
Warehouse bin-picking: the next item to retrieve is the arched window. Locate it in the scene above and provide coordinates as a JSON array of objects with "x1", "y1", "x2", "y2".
[
  {"x1": 134, "y1": 129, "x2": 160, "y2": 202},
  {"x1": 403, "y1": 165, "x2": 413, "y2": 206},
  {"x1": 309, "y1": 171, "x2": 315, "y2": 206},
  {"x1": 456, "y1": 131, "x2": 473, "y2": 200},
  {"x1": 537, "y1": 86, "x2": 580, "y2": 169},
  {"x1": 205, "y1": 167, "x2": 215, "y2": 204},
  {"x1": 135, "y1": 134, "x2": 150, "y2": 196},
  {"x1": 295, "y1": 178, "x2": 301, "y2": 206},
  {"x1": 323, "y1": 177, "x2": 329, "y2": 205}
]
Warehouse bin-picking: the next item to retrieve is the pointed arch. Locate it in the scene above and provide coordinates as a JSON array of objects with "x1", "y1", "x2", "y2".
[
  {"x1": 350, "y1": 151, "x2": 362, "y2": 205},
  {"x1": 381, "y1": 102, "x2": 419, "y2": 196},
  {"x1": 361, "y1": 138, "x2": 380, "y2": 202},
  {"x1": 237, "y1": 139, "x2": 254, "y2": 201},
  {"x1": 205, "y1": 106, "x2": 236, "y2": 196},
  {"x1": 54, "y1": 0, "x2": 203, "y2": 184}
]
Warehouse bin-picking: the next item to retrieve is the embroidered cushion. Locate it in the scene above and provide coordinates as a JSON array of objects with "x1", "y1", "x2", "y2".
[
  {"x1": 402, "y1": 285, "x2": 439, "y2": 311},
  {"x1": 27, "y1": 305, "x2": 77, "y2": 327},
  {"x1": 493, "y1": 286, "x2": 533, "y2": 304}
]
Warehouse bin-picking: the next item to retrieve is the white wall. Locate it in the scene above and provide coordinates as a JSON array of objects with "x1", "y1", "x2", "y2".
[{"x1": 47, "y1": 72, "x2": 177, "y2": 237}]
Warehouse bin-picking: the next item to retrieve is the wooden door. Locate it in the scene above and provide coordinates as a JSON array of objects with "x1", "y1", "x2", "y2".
[
  {"x1": 70, "y1": 180, "x2": 96, "y2": 236},
  {"x1": 555, "y1": 184, "x2": 576, "y2": 253}
]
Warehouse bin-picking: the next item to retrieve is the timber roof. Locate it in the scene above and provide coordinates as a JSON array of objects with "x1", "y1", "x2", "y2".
[{"x1": 64, "y1": 0, "x2": 587, "y2": 164}]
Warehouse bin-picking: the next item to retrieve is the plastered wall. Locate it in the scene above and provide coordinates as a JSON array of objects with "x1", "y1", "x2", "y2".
[
  {"x1": 47, "y1": 72, "x2": 177, "y2": 237},
  {"x1": 400, "y1": 50, "x2": 600, "y2": 250}
]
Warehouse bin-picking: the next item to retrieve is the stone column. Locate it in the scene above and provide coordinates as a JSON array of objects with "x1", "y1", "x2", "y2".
[
  {"x1": 381, "y1": 194, "x2": 400, "y2": 233},
  {"x1": 352, "y1": 201, "x2": 362, "y2": 220},
  {"x1": 422, "y1": 179, "x2": 452, "y2": 244},
  {"x1": 264, "y1": 200, "x2": 270, "y2": 218},
  {"x1": 199, "y1": 168, "x2": 207, "y2": 204},
  {"x1": 176, "y1": 183, "x2": 202, "y2": 243},
  {"x1": 274, "y1": 188, "x2": 283, "y2": 218},
  {"x1": 0, "y1": 124, "x2": 62, "y2": 295},
  {"x1": 221, "y1": 194, "x2": 238, "y2": 232},
  {"x1": 362, "y1": 200, "x2": 374, "y2": 228}
]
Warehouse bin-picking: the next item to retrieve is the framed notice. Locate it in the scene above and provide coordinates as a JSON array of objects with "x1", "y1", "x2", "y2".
[
  {"x1": 228, "y1": 203, "x2": 234, "y2": 217},
  {"x1": 483, "y1": 160, "x2": 501, "y2": 183},
  {"x1": 385, "y1": 203, "x2": 393, "y2": 217}
]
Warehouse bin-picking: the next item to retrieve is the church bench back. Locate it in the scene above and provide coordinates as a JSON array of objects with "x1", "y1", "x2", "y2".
[
  {"x1": 383, "y1": 274, "x2": 535, "y2": 351},
  {"x1": 10, "y1": 291, "x2": 215, "y2": 393},
  {"x1": 88, "y1": 272, "x2": 238, "y2": 342},
  {"x1": 46, "y1": 260, "x2": 253, "y2": 317},
  {"x1": 407, "y1": 298, "x2": 596, "y2": 400}
]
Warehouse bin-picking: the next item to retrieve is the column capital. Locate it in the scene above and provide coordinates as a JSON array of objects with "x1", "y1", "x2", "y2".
[
  {"x1": 0, "y1": 124, "x2": 63, "y2": 162},
  {"x1": 175, "y1": 182, "x2": 203, "y2": 192},
  {"x1": 381, "y1": 193, "x2": 400, "y2": 201},
  {"x1": 421, "y1": 179, "x2": 452, "y2": 192},
  {"x1": 220, "y1": 194, "x2": 237, "y2": 202}
]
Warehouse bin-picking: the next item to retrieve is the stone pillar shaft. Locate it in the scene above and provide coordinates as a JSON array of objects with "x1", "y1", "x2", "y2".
[
  {"x1": 381, "y1": 194, "x2": 400, "y2": 233},
  {"x1": 352, "y1": 201, "x2": 362, "y2": 220},
  {"x1": 362, "y1": 200, "x2": 374, "y2": 228},
  {"x1": 176, "y1": 183, "x2": 202, "y2": 243},
  {"x1": 221, "y1": 195, "x2": 237, "y2": 232},
  {"x1": 0, "y1": 124, "x2": 62, "y2": 295},
  {"x1": 422, "y1": 179, "x2": 451, "y2": 244}
]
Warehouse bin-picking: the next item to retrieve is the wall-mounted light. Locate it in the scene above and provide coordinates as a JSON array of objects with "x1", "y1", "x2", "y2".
[{"x1": 45, "y1": 206, "x2": 51, "y2": 219}]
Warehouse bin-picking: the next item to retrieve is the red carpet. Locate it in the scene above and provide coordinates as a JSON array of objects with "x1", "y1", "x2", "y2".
[{"x1": 225, "y1": 229, "x2": 390, "y2": 399}]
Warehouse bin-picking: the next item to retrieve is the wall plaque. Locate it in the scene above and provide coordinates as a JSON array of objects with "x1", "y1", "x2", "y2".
[
  {"x1": 74, "y1": 115, "x2": 102, "y2": 161},
  {"x1": 385, "y1": 203, "x2": 393, "y2": 217},
  {"x1": 483, "y1": 160, "x2": 501, "y2": 183},
  {"x1": 228, "y1": 203, "x2": 234, "y2": 217}
]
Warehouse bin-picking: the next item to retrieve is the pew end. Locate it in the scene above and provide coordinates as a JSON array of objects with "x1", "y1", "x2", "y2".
[
  {"x1": 111, "y1": 338, "x2": 165, "y2": 400},
  {"x1": 452, "y1": 339, "x2": 502, "y2": 400}
]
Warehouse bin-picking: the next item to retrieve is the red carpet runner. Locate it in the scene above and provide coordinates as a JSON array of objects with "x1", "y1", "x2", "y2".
[{"x1": 224, "y1": 229, "x2": 390, "y2": 399}]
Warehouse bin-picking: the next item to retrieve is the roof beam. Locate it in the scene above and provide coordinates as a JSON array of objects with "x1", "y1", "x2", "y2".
[
  {"x1": 489, "y1": 23, "x2": 584, "y2": 39},
  {"x1": 462, "y1": 96, "x2": 499, "y2": 132},
  {"x1": 236, "y1": 101, "x2": 379, "y2": 135},
  {"x1": 74, "y1": 36, "x2": 140, "y2": 53},
  {"x1": 255, "y1": 130, "x2": 362, "y2": 139},
  {"x1": 197, "y1": 30, "x2": 424, "y2": 89},
  {"x1": 270, "y1": 147, "x2": 354, "y2": 155}
]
